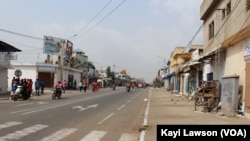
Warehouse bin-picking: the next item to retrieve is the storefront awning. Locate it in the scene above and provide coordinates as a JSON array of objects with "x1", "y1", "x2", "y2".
[
  {"x1": 164, "y1": 72, "x2": 176, "y2": 79},
  {"x1": 183, "y1": 61, "x2": 201, "y2": 67}
]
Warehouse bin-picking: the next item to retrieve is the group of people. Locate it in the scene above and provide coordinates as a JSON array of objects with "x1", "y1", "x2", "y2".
[
  {"x1": 34, "y1": 78, "x2": 45, "y2": 96},
  {"x1": 11, "y1": 77, "x2": 35, "y2": 100},
  {"x1": 78, "y1": 80, "x2": 100, "y2": 93}
]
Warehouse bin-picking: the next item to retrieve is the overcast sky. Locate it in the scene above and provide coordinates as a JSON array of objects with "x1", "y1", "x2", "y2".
[{"x1": 0, "y1": 0, "x2": 203, "y2": 83}]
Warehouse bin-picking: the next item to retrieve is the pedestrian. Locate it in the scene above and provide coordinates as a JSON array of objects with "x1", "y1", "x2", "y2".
[
  {"x1": 62, "y1": 80, "x2": 67, "y2": 93},
  {"x1": 21, "y1": 78, "x2": 28, "y2": 100},
  {"x1": 74, "y1": 80, "x2": 77, "y2": 90},
  {"x1": 35, "y1": 78, "x2": 40, "y2": 96},
  {"x1": 26, "y1": 79, "x2": 32, "y2": 99},
  {"x1": 40, "y1": 80, "x2": 45, "y2": 94},
  {"x1": 79, "y1": 81, "x2": 83, "y2": 92},
  {"x1": 83, "y1": 79, "x2": 87, "y2": 92},
  {"x1": 10, "y1": 79, "x2": 18, "y2": 98}
]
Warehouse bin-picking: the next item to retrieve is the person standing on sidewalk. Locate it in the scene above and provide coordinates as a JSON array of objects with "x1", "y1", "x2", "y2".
[
  {"x1": 10, "y1": 79, "x2": 18, "y2": 98},
  {"x1": 26, "y1": 79, "x2": 32, "y2": 99},
  {"x1": 40, "y1": 80, "x2": 45, "y2": 94},
  {"x1": 35, "y1": 78, "x2": 40, "y2": 96}
]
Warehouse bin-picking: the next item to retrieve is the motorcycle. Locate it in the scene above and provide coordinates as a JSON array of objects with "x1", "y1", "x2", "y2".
[
  {"x1": 52, "y1": 88, "x2": 62, "y2": 100},
  {"x1": 126, "y1": 86, "x2": 130, "y2": 92},
  {"x1": 11, "y1": 85, "x2": 23, "y2": 101}
]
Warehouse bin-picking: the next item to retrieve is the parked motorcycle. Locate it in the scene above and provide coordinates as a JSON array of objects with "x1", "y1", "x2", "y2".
[
  {"x1": 52, "y1": 88, "x2": 62, "y2": 100},
  {"x1": 11, "y1": 85, "x2": 23, "y2": 101}
]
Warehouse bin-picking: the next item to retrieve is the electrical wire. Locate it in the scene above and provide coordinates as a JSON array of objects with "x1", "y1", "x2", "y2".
[
  {"x1": 72, "y1": 0, "x2": 126, "y2": 40},
  {"x1": 68, "y1": 0, "x2": 113, "y2": 39},
  {"x1": 0, "y1": 28, "x2": 43, "y2": 40},
  {"x1": 184, "y1": 23, "x2": 203, "y2": 52}
]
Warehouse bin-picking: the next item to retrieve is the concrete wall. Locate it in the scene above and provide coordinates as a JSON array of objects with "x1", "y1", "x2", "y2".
[
  {"x1": 0, "y1": 69, "x2": 8, "y2": 94},
  {"x1": 8, "y1": 64, "x2": 37, "y2": 91},
  {"x1": 202, "y1": 0, "x2": 250, "y2": 53},
  {"x1": 224, "y1": 42, "x2": 245, "y2": 100}
]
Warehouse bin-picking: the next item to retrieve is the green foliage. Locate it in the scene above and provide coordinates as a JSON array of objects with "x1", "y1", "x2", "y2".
[
  {"x1": 106, "y1": 66, "x2": 115, "y2": 80},
  {"x1": 70, "y1": 57, "x2": 95, "y2": 70}
]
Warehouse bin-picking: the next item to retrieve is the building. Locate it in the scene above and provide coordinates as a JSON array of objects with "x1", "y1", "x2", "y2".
[
  {"x1": 200, "y1": 0, "x2": 250, "y2": 115},
  {"x1": 0, "y1": 40, "x2": 21, "y2": 94},
  {"x1": 169, "y1": 47, "x2": 191, "y2": 93},
  {"x1": 8, "y1": 62, "x2": 82, "y2": 90}
]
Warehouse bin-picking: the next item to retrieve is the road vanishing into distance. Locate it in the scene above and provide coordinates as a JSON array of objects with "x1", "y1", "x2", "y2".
[{"x1": 0, "y1": 87, "x2": 149, "y2": 141}]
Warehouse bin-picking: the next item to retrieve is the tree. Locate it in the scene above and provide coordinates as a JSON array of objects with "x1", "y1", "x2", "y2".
[
  {"x1": 70, "y1": 57, "x2": 82, "y2": 69},
  {"x1": 86, "y1": 61, "x2": 95, "y2": 70},
  {"x1": 106, "y1": 66, "x2": 115, "y2": 80}
]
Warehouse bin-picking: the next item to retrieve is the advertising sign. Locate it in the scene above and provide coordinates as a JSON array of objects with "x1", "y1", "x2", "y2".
[
  {"x1": 43, "y1": 36, "x2": 65, "y2": 55},
  {"x1": 65, "y1": 40, "x2": 73, "y2": 64},
  {"x1": 244, "y1": 41, "x2": 250, "y2": 59}
]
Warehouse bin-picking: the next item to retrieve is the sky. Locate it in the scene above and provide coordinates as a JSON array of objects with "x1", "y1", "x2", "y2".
[{"x1": 0, "y1": 0, "x2": 203, "y2": 83}]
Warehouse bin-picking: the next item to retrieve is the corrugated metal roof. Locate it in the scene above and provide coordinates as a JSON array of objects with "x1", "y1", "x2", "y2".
[{"x1": 0, "y1": 41, "x2": 21, "y2": 52}]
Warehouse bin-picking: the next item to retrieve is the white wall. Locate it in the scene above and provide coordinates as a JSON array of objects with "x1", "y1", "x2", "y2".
[{"x1": 8, "y1": 66, "x2": 37, "y2": 91}]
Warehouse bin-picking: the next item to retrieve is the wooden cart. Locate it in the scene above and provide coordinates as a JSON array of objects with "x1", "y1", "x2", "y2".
[{"x1": 194, "y1": 80, "x2": 220, "y2": 112}]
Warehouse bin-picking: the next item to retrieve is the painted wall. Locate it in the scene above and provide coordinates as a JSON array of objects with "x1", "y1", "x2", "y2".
[{"x1": 224, "y1": 42, "x2": 245, "y2": 100}]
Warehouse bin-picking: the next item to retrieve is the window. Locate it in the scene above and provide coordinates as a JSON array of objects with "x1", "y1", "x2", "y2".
[
  {"x1": 226, "y1": 1, "x2": 231, "y2": 15},
  {"x1": 209, "y1": 21, "x2": 214, "y2": 40}
]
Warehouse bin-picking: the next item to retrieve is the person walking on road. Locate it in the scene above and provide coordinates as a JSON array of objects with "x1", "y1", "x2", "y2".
[
  {"x1": 83, "y1": 79, "x2": 87, "y2": 92},
  {"x1": 62, "y1": 80, "x2": 67, "y2": 93},
  {"x1": 79, "y1": 81, "x2": 83, "y2": 92}
]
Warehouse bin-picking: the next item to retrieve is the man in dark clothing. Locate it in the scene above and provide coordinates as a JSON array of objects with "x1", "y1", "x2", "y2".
[
  {"x1": 40, "y1": 80, "x2": 45, "y2": 94},
  {"x1": 35, "y1": 79, "x2": 40, "y2": 96}
]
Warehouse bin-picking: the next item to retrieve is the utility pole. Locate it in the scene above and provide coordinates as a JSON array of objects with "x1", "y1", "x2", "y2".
[
  {"x1": 37, "y1": 53, "x2": 40, "y2": 62},
  {"x1": 61, "y1": 40, "x2": 65, "y2": 82}
]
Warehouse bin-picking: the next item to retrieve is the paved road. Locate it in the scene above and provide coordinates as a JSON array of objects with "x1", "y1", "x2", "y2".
[
  {"x1": 1, "y1": 87, "x2": 250, "y2": 141},
  {"x1": 0, "y1": 87, "x2": 148, "y2": 141}
]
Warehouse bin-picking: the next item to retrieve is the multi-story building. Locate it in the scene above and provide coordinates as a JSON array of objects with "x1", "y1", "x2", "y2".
[
  {"x1": 200, "y1": 0, "x2": 250, "y2": 115},
  {"x1": 169, "y1": 47, "x2": 191, "y2": 93}
]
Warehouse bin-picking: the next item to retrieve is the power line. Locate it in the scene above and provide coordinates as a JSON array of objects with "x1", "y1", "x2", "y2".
[
  {"x1": 72, "y1": 0, "x2": 126, "y2": 39},
  {"x1": 184, "y1": 23, "x2": 203, "y2": 52},
  {"x1": 68, "y1": 0, "x2": 113, "y2": 39},
  {"x1": 0, "y1": 28, "x2": 43, "y2": 40}
]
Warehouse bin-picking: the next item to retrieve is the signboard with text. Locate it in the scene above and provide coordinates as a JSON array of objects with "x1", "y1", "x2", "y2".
[
  {"x1": 244, "y1": 41, "x2": 250, "y2": 59},
  {"x1": 43, "y1": 36, "x2": 65, "y2": 55}
]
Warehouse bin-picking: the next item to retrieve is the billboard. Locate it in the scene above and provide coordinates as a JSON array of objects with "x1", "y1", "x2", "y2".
[
  {"x1": 65, "y1": 40, "x2": 73, "y2": 64},
  {"x1": 43, "y1": 36, "x2": 65, "y2": 55}
]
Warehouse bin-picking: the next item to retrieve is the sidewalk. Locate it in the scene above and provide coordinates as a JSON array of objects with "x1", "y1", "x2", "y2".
[{"x1": 144, "y1": 88, "x2": 250, "y2": 141}]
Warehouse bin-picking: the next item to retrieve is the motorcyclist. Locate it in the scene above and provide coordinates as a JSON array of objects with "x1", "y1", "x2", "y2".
[
  {"x1": 126, "y1": 82, "x2": 131, "y2": 92},
  {"x1": 54, "y1": 81, "x2": 62, "y2": 96}
]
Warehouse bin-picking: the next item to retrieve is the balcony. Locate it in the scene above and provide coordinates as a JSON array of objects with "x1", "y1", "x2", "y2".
[{"x1": 200, "y1": 0, "x2": 219, "y2": 20}]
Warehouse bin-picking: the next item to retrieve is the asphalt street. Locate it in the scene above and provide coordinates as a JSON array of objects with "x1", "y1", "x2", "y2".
[{"x1": 1, "y1": 87, "x2": 250, "y2": 141}]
